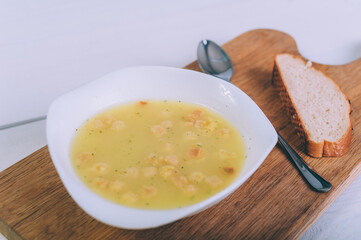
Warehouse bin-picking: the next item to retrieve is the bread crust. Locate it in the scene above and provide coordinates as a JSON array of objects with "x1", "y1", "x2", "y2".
[{"x1": 272, "y1": 53, "x2": 352, "y2": 157}]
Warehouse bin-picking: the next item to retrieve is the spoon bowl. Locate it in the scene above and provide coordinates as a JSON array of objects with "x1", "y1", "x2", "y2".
[{"x1": 197, "y1": 40, "x2": 233, "y2": 81}]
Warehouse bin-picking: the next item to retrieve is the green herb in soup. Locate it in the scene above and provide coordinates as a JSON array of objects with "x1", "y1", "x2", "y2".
[{"x1": 71, "y1": 100, "x2": 246, "y2": 209}]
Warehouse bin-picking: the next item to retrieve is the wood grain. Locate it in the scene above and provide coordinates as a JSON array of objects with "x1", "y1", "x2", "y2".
[{"x1": 1, "y1": 29, "x2": 361, "y2": 240}]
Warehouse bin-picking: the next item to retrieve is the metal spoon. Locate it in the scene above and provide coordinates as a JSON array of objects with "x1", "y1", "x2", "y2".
[
  {"x1": 197, "y1": 39, "x2": 332, "y2": 193},
  {"x1": 0, "y1": 115, "x2": 47, "y2": 131}
]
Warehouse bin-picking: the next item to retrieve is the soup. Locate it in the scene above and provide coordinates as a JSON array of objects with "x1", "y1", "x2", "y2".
[{"x1": 71, "y1": 100, "x2": 246, "y2": 209}]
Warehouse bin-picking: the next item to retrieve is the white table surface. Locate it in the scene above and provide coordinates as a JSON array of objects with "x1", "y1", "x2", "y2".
[{"x1": 1, "y1": 0, "x2": 361, "y2": 239}]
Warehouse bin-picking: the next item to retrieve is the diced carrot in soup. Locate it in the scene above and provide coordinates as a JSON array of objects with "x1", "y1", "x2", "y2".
[
  {"x1": 188, "y1": 147, "x2": 202, "y2": 158},
  {"x1": 171, "y1": 175, "x2": 188, "y2": 188},
  {"x1": 218, "y1": 128, "x2": 230, "y2": 137},
  {"x1": 192, "y1": 109, "x2": 203, "y2": 118},
  {"x1": 139, "y1": 185, "x2": 158, "y2": 199},
  {"x1": 222, "y1": 167, "x2": 235, "y2": 175},
  {"x1": 78, "y1": 152, "x2": 92, "y2": 163}
]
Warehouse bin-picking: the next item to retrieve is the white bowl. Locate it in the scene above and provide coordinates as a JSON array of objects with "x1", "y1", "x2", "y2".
[{"x1": 46, "y1": 66, "x2": 277, "y2": 229}]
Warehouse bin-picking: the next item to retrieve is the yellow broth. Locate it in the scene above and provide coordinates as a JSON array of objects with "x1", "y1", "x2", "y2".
[{"x1": 71, "y1": 100, "x2": 246, "y2": 209}]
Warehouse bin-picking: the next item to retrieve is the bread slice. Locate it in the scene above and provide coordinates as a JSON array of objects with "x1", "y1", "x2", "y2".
[{"x1": 272, "y1": 53, "x2": 352, "y2": 157}]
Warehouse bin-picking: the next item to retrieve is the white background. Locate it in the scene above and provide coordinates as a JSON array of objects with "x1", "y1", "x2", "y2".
[{"x1": 1, "y1": 0, "x2": 361, "y2": 239}]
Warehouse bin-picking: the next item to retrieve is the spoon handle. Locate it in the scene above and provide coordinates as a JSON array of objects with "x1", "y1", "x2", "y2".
[
  {"x1": 277, "y1": 132, "x2": 332, "y2": 192},
  {"x1": 0, "y1": 115, "x2": 47, "y2": 131}
]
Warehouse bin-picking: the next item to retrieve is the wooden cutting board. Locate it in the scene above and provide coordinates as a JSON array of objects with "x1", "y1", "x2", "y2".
[{"x1": 1, "y1": 29, "x2": 361, "y2": 240}]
